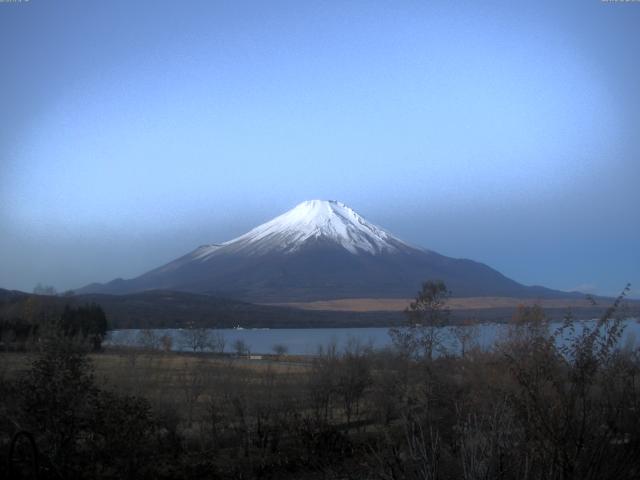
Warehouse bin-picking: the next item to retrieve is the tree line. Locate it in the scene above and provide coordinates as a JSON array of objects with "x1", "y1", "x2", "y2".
[{"x1": 0, "y1": 296, "x2": 108, "y2": 352}]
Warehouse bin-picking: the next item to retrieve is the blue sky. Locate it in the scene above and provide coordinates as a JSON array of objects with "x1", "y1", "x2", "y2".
[{"x1": 1, "y1": 0, "x2": 638, "y2": 297}]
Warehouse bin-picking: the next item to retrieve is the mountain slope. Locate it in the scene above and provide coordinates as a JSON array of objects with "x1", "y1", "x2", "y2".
[{"x1": 78, "y1": 200, "x2": 574, "y2": 301}]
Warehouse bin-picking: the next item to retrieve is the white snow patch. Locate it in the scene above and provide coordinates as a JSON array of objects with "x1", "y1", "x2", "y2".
[
  {"x1": 196, "y1": 200, "x2": 413, "y2": 259},
  {"x1": 192, "y1": 244, "x2": 223, "y2": 260}
]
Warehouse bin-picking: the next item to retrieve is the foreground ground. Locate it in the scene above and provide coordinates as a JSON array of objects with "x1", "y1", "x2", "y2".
[{"x1": 2, "y1": 305, "x2": 640, "y2": 479}]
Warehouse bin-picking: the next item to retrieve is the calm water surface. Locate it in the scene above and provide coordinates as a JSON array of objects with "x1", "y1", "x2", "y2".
[{"x1": 106, "y1": 319, "x2": 640, "y2": 355}]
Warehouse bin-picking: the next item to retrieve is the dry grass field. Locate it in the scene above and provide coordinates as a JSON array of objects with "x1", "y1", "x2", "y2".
[
  {"x1": 267, "y1": 296, "x2": 601, "y2": 312},
  {"x1": 1, "y1": 349, "x2": 311, "y2": 424}
]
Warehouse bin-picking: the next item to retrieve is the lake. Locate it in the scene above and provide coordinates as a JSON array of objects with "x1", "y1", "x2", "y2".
[{"x1": 105, "y1": 318, "x2": 640, "y2": 356}]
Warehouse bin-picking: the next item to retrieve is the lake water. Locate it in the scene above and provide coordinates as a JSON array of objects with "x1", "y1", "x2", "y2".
[{"x1": 105, "y1": 319, "x2": 640, "y2": 356}]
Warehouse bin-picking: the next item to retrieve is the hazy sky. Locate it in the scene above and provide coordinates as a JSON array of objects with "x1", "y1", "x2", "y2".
[{"x1": 1, "y1": 0, "x2": 638, "y2": 297}]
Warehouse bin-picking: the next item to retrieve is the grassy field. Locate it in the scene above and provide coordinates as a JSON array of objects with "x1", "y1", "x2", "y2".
[
  {"x1": 1, "y1": 348, "x2": 310, "y2": 382},
  {"x1": 267, "y1": 296, "x2": 612, "y2": 312},
  {"x1": 1, "y1": 348, "x2": 311, "y2": 426}
]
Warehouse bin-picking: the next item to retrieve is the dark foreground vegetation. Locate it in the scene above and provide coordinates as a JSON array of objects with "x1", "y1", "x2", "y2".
[{"x1": 1, "y1": 283, "x2": 640, "y2": 479}]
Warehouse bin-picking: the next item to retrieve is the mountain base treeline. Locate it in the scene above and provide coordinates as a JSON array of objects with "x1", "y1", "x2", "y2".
[{"x1": 2, "y1": 288, "x2": 634, "y2": 332}]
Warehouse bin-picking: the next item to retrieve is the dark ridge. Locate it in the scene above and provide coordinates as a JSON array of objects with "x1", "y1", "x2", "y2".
[{"x1": 3, "y1": 288, "x2": 636, "y2": 329}]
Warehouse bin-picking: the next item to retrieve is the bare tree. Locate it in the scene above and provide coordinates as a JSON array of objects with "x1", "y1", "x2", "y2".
[
  {"x1": 180, "y1": 325, "x2": 212, "y2": 353},
  {"x1": 390, "y1": 280, "x2": 451, "y2": 360},
  {"x1": 210, "y1": 330, "x2": 226, "y2": 354},
  {"x1": 272, "y1": 343, "x2": 288, "y2": 357},
  {"x1": 179, "y1": 359, "x2": 210, "y2": 427},
  {"x1": 501, "y1": 285, "x2": 640, "y2": 479},
  {"x1": 366, "y1": 417, "x2": 441, "y2": 480},
  {"x1": 233, "y1": 339, "x2": 249, "y2": 356},
  {"x1": 337, "y1": 338, "x2": 372, "y2": 427},
  {"x1": 456, "y1": 400, "x2": 519, "y2": 480},
  {"x1": 453, "y1": 319, "x2": 480, "y2": 358},
  {"x1": 160, "y1": 334, "x2": 173, "y2": 353},
  {"x1": 308, "y1": 340, "x2": 339, "y2": 423},
  {"x1": 137, "y1": 330, "x2": 160, "y2": 351}
]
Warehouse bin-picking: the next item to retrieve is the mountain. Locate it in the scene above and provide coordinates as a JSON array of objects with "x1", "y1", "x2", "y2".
[{"x1": 78, "y1": 200, "x2": 574, "y2": 301}]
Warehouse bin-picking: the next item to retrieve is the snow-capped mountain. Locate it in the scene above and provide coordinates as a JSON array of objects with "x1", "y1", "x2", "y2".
[
  {"x1": 195, "y1": 200, "x2": 411, "y2": 259},
  {"x1": 78, "y1": 200, "x2": 571, "y2": 301}
]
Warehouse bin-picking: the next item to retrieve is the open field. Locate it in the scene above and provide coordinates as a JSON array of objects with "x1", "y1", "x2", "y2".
[
  {"x1": 267, "y1": 296, "x2": 624, "y2": 312},
  {"x1": 1, "y1": 349, "x2": 310, "y2": 384},
  {"x1": 1, "y1": 348, "x2": 313, "y2": 449}
]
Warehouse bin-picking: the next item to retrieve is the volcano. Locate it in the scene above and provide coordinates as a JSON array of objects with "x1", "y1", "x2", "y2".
[{"x1": 78, "y1": 200, "x2": 571, "y2": 301}]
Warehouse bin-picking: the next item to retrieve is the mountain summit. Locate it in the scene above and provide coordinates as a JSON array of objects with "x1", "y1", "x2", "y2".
[
  {"x1": 195, "y1": 200, "x2": 410, "y2": 259},
  {"x1": 79, "y1": 200, "x2": 571, "y2": 301}
]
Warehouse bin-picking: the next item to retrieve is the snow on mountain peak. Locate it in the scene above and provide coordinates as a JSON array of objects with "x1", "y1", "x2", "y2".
[{"x1": 195, "y1": 200, "x2": 412, "y2": 259}]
